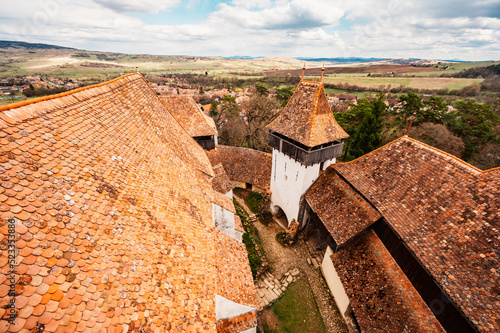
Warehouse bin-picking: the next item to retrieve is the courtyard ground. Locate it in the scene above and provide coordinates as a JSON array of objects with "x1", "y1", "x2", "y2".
[{"x1": 233, "y1": 195, "x2": 349, "y2": 333}]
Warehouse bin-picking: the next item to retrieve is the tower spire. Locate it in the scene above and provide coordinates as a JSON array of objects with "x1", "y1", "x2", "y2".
[
  {"x1": 301, "y1": 63, "x2": 306, "y2": 81},
  {"x1": 320, "y1": 64, "x2": 325, "y2": 83}
]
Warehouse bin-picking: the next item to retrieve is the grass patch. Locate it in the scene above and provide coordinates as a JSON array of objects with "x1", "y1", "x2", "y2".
[
  {"x1": 262, "y1": 279, "x2": 327, "y2": 333},
  {"x1": 245, "y1": 192, "x2": 263, "y2": 213},
  {"x1": 275, "y1": 232, "x2": 289, "y2": 247},
  {"x1": 233, "y1": 187, "x2": 246, "y2": 198},
  {"x1": 234, "y1": 198, "x2": 267, "y2": 279}
]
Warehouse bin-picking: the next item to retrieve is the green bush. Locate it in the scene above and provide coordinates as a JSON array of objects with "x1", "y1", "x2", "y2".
[{"x1": 245, "y1": 192, "x2": 263, "y2": 213}]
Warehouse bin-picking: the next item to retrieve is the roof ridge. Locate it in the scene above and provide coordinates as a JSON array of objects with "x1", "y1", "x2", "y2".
[
  {"x1": 404, "y1": 136, "x2": 486, "y2": 174},
  {"x1": 0, "y1": 73, "x2": 140, "y2": 113},
  {"x1": 335, "y1": 136, "x2": 492, "y2": 175},
  {"x1": 266, "y1": 81, "x2": 301, "y2": 130},
  {"x1": 307, "y1": 84, "x2": 323, "y2": 146}
]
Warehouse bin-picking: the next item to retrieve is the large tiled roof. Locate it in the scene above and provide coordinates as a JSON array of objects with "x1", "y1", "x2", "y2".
[
  {"x1": 333, "y1": 136, "x2": 500, "y2": 332},
  {"x1": 305, "y1": 169, "x2": 381, "y2": 246},
  {"x1": 0, "y1": 74, "x2": 220, "y2": 332},
  {"x1": 160, "y1": 95, "x2": 217, "y2": 138},
  {"x1": 206, "y1": 145, "x2": 272, "y2": 190},
  {"x1": 331, "y1": 230, "x2": 445, "y2": 333},
  {"x1": 266, "y1": 80, "x2": 348, "y2": 147}
]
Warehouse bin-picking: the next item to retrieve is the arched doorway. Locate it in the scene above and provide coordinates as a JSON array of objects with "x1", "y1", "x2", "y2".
[{"x1": 271, "y1": 205, "x2": 289, "y2": 229}]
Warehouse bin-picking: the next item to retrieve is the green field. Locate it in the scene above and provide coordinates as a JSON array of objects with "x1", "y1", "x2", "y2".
[
  {"x1": 0, "y1": 49, "x2": 311, "y2": 79},
  {"x1": 320, "y1": 75, "x2": 482, "y2": 91}
]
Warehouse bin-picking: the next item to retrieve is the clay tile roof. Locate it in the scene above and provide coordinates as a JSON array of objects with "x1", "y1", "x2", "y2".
[
  {"x1": 215, "y1": 228, "x2": 258, "y2": 308},
  {"x1": 331, "y1": 230, "x2": 445, "y2": 333},
  {"x1": 305, "y1": 168, "x2": 381, "y2": 246},
  {"x1": 267, "y1": 80, "x2": 348, "y2": 147},
  {"x1": 0, "y1": 73, "x2": 219, "y2": 332},
  {"x1": 206, "y1": 145, "x2": 272, "y2": 190},
  {"x1": 212, "y1": 163, "x2": 233, "y2": 195},
  {"x1": 333, "y1": 136, "x2": 500, "y2": 332},
  {"x1": 160, "y1": 95, "x2": 217, "y2": 137},
  {"x1": 234, "y1": 215, "x2": 244, "y2": 233},
  {"x1": 212, "y1": 190, "x2": 236, "y2": 214}
]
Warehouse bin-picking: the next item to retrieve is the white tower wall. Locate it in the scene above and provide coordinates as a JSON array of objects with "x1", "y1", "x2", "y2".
[{"x1": 270, "y1": 149, "x2": 335, "y2": 226}]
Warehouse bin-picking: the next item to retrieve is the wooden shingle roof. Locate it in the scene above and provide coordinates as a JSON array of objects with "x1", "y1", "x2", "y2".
[
  {"x1": 267, "y1": 80, "x2": 348, "y2": 147},
  {"x1": 332, "y1": 136, "x2": 500, "y2": 332}
]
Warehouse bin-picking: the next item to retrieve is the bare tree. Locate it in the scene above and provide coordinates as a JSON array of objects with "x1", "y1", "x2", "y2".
[{"x1": 240, "y1": 95, "x2": 281, "y2": 151}]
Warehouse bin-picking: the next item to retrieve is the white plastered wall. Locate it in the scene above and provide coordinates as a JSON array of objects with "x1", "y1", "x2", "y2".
[
  {"x1": 270, "y1": 149, "x2": 335, "y2": 226},
  {"x1": 321, "y1": 246, "x2": 351, "y2": 319},
  {"x1": 212, "y1": 203, "x2": 243, "y2": 242}
]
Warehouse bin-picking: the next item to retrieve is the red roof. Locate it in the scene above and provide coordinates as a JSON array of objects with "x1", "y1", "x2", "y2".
[
  {"x1": 332, "y1": 136, "x2": 500, "y2": 332},
  {"x1": 305, "y1": 169, "x2": 381, "y2": 246},
  {"x1": 0, "y1": 74, "x2": 257, "y2": 332},
  {"x1": 331, "y1": 230, "x2": 445, "y2": 332},
  {"x1": 206, "y1": 145, "x2": 272, "y2": 190},
  {"x1": 160, "y1": 95, "x2": 217, "y2": 137}
]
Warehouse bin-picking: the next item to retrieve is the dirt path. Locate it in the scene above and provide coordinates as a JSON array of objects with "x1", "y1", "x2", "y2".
[{"x1": 234, "y1": 196, "x2": 348, "y2": 333}]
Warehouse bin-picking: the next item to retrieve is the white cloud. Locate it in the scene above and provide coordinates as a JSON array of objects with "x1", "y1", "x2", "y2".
[
  {"x1": 230, "y1": 0, "x2": 273, "y2": 9},
  {"x1": 0, "y1": 0, "x2": 499, "y2": 60},
  {"x1": 93, "y1": 0, "x2": 181, "y2": 13},
  {"x1": 211, "y1": 0, "x2": 344, "y2": 30}
]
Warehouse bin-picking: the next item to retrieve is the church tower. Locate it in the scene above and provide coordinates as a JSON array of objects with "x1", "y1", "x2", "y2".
[{"x1": 266, "y1": 75, "x2": 348, "y2": 227}]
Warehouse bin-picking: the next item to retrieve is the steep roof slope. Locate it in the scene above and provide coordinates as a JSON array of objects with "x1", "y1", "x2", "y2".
[
  {"x1": 0, "y1": 74, "x2": 218, "y2": 332},
  {"x1": 305, "y1": 169, "x2": 381, "y2": 246},
  {"x1": 266, "y1": 80, "x2": 348, "y2": 147},
  {"x1": 331, "y1": 230, "x2": 445, "y2": 333},
  {"x1": 160, "y1": 95, "x2": 217, "y2": 137},
  {"x1": 332, "y1": 136, "x2": 500, "y2": 332}
]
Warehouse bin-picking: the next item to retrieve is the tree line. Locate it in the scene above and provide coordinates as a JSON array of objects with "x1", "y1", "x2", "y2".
[{"x1": 334, "y1": 92, "x2": 500, "y2": 170}]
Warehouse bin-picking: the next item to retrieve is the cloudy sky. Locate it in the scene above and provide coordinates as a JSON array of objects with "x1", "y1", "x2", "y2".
[{"x1": 0, "y1": 0, "x2": 499, "y2": 60}]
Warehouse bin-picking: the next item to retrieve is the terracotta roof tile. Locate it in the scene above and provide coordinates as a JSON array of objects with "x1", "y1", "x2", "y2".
[
  {"x1": 0, "y1": 74, "x2": 222, "y2": 332},
  {"x1": 160, "y1": 95, "x2": 217, "y2": 138},
  {"x1": 306, "y1": 169, "x2": 381, "y2": 246},
  {"x1": 212, "y1": 164, "x2": 233, "y2": 195},
  {"x1": 216, "y1": 310, "x2": 258, "y2": 333},
  {"x1": 212, "y1": 190, "x2": 236, "y2": 214},
  {"x1": 206, "y1": 145, "x2": 271, "y2": 190},
  {"x1": 333, "y1": 136, "x2": 500, "y2": 332},
  {"x1": 215, "y1": 229, "x2": 258, "y2": 308},
  {"x1": 233, "y1": 215, "x2": 244, "y2": 233},
  {"x1": 267, "y1": 80, "x2": 348, "y2": 147},
  {"x1": 331, "y1": 230, "x2": 445, "y2": 332}
]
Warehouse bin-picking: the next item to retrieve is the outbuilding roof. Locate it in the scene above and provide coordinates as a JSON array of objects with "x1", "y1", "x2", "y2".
[
  {"x1": 267, "y1": 80, "x2": 348, "y2": 147},
  {"x1": 332, "y1": 136, "x2": 500, "y2": 332},
  {"x1": 305, "y1": 169, "x2": 381, "y2": 246},
  {"x1": 206, "y1": 145, "x2": 272, "y2": 191},
  {"x1": 331, "y1": 230, "x2": 445, "y2": 333},
  {"x1": 160, "y1": 95, "x2": 217, "y2": 138}
]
